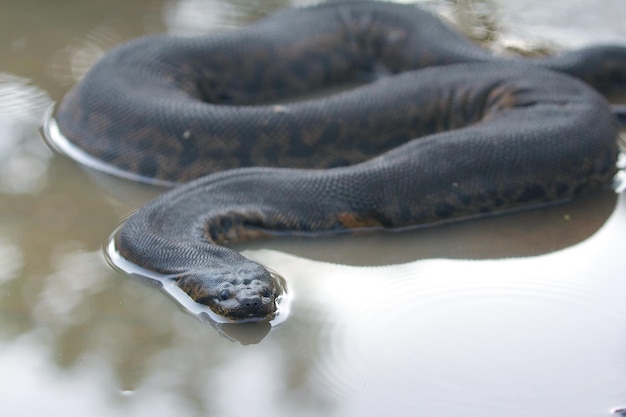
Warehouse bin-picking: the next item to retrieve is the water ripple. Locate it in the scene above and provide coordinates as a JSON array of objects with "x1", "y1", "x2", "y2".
[{"x1": 251, "y1": 250, "x2": 626, "y2": 417}]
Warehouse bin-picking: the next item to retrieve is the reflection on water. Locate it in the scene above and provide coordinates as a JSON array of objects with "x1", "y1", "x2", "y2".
[
  {"x1": 162, "y1": 0, "x2": 246, "y2": 33},
  {"x1": 2, "y1": 0, "x2": 626, "y2": 416},
  {"x1": 33, "y1": 248, "x2": 109, "y2": 325},
  {"x1": 0, "y1": 237, "x2": 23, "y2": 285},
  {"x1": 0, "y1": 73, "x2": 52, "y2": 194},
  {"x1": 244, "y1": 193, "x2": 626, "y2": 416},
  {"x1": 267, "y1": 195, "x2": 626, "y2": 416},
  {"x1": 48, "y1": 27, "x2": 125, "y2": 87},
  {"x1": 493, "y1": 0, "x2": 626, "y2": 49},
  {"x1": 161, "y1": 0, "x2": 324, "y2": 34}
]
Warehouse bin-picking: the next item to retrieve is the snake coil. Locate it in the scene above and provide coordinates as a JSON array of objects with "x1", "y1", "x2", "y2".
[{"x1": 52, "y1": 1, "x2": 626, "y2": 321}]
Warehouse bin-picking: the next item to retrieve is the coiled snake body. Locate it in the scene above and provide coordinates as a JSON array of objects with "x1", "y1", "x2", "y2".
[{"x1": 54, "y1": 1, "x2": 626, "y2": 321}]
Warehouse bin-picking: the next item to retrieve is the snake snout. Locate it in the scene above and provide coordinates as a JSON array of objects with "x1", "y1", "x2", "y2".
[
  {"x1": 217, "y1": 270, "x2": 279, "y2": 321},
  {"x1": 234, "y1": 278, "x2": 275, "y2": 311},
  {"x1": 237, "y1": 289, "x2": 264, "y2": 308}
]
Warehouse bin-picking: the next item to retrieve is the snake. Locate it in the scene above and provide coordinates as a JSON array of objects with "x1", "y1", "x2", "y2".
[{"x1": 51, "y1": 1, "x2": 626, "y2": 322}]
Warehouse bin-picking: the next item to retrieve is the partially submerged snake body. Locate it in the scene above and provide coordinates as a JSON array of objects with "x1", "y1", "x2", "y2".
[{"x1": 54, "y1": 1, "x2": 626, "y2": 321}]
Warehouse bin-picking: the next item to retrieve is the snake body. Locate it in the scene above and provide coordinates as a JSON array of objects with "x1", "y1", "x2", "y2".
[{"x1": 54, "y1": 1, "x2": 626, "y2": 321}]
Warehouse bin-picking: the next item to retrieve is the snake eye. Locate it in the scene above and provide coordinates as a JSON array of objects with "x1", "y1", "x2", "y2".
[{"x1": 219, "y1": 289, "x2": 231, "y2": 301}]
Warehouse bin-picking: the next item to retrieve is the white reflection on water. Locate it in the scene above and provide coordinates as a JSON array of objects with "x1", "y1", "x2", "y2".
[
  {"x1": 33, "y1": 248, "x2": 109, "y2": 325},
  {"x1": 161, "y1": 0, "x2": 311, "y2": 35},
  {"x1": 162, "y1": 0, "x2": 242, "y2": 33},
  {"x1": 0, "y1": 73, "x2": 52, "y2": 195},
  {"x1": 242, "y1": 192, "x2": 626, "y2": 417},
  {"x1": 48, "y1": 27, "x2": 124, "y2": 86},
  {"x1": 0, "y1": 236, "x2": 23, "y2": 285},
  {"x1": 494, "y1": 0, "x2": 626, "y2": 49},
  {"x1": 210, "y1": 350, "x2": 283, "y2": 414},
  {"x1": 0, "y1": 334, "x2": 196, "y2": 417}
]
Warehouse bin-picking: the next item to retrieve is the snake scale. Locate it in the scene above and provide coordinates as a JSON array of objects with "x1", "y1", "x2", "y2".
[{"x1": 53, "y1": 1, "x2": 626, "y2": 321}]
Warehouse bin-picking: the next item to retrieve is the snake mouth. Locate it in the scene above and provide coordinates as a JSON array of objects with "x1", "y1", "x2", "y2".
[{"x1": 207, "y1": 290, "x2": 278, "y2": 322}]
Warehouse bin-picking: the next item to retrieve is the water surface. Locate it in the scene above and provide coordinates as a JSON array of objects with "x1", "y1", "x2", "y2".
[{"x1": 1, "y1": 1, "x2": 626, "y2": 416}]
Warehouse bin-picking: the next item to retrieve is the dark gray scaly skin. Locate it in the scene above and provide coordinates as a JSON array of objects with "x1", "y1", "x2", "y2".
[{"x1": 54, "y1": 1, "x2": 625, "y2": 321}]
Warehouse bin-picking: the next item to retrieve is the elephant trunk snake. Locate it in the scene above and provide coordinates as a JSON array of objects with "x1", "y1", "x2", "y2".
[{"x1": 51, "y1": 1, "x2": 626, "y2": 321}]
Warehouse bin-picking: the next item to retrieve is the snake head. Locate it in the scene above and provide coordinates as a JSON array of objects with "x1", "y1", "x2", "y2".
[{"x1": 175, "y1": 262, "x2": 280, "y2": 322}]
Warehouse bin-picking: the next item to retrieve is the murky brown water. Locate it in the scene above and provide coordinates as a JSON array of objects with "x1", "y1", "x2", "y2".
[{"x1": 2, "y1": 1, "x2": 626, "y2": 416}]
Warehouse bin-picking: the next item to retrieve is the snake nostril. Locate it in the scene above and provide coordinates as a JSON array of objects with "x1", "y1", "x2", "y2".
[
  {"x1": 243, "y1": 299, "x2": 261, "y2": 308},
  {"x1": 237, "y1": 291, "x2": 263, "y2": 308}
]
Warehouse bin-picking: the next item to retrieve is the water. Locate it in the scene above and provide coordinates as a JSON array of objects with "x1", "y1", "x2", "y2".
[{"x1": 1, "y1": 1, "x2": 626, "y2": 416}]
